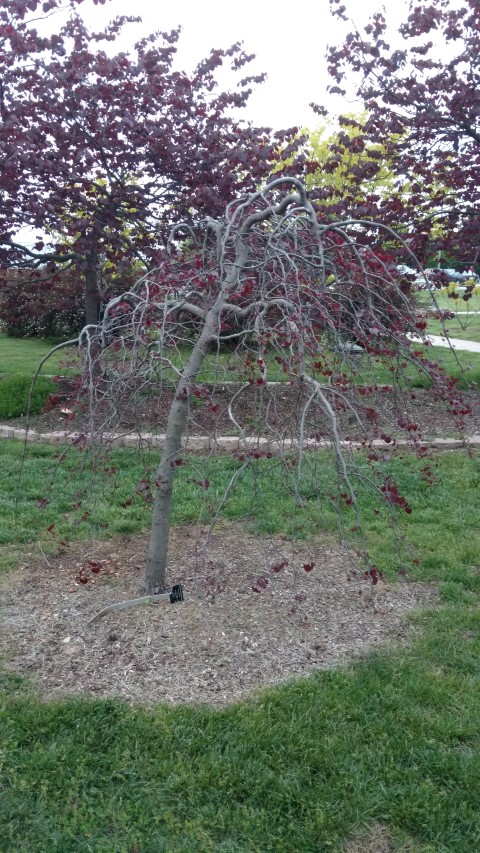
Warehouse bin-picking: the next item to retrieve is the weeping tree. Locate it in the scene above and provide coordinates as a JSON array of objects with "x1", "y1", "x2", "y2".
[{"x1": 51, "y1": 178, "x2": 467, "y2": 597}]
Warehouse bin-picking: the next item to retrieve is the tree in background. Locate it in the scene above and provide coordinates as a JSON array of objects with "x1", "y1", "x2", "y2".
[
  {"x1": 0, "y1": 267, "x2": 84, "y2": 338},
  {"x1": 301, "y1": 115, "x2": 397, "y2": 214},
  {"x1": 318, "y1": 0, "x2": 480, "y2": 266},
  {"x1": 0, "y1": 0, "x2": 304, "y2": 327}
]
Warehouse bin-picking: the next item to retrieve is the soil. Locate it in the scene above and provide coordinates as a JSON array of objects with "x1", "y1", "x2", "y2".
[
  {"x1": 8, "y1": 381, "x2": 480, "y2": 443},
  {"x1": 0, "y1": 524, "x2": 438, "y2": 708},
  {"x1": 343, "y1": 823, "x2": 416, "y2": 853}
]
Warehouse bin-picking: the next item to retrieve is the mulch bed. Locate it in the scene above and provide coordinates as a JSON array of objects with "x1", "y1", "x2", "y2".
[
  {"x1": 0, "y1": 525, "x2": 438, "y2": 708},
  {"x1": 8, "y1": 381, "x2": 480, "y2": 441},
  {"x1": 1, "y1": 376, "x2": 473, "y2": 709}
]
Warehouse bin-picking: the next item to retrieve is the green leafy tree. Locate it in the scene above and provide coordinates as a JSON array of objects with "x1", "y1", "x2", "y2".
[{"x1": 303, "y1": 116, "x2": 397, "y2": 212}]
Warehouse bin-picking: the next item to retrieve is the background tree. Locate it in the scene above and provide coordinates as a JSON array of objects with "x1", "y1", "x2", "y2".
[
  {"x1": 301, "y1": 115, "x2": 399, "y2": 215},
  {"x1": 46, "y1": 178, "x2": 467, "y2": 598},
  {"x1": 318, "y1": 0, "x2": 480, "y2": 266},
  {"x1": 0, "y1": 0, "x2": 304, "y2": 326}
]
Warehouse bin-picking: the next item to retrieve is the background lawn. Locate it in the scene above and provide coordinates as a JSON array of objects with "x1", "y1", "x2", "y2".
[
  {"x1": 0, "y1": 332, "x2": 80, "y2": 377},
  {"x1": 426, "y1": 314, "x2": 480, "y2": 342},
  {"x1": 1, "y1": 440, "x2": 479, "y2": 583},
  {"x1": 418, "y1": 289, "x2": 480, "y2": 314},
  {"x1": 2, "y1": 328, "x2": 480, "y2": 401}
]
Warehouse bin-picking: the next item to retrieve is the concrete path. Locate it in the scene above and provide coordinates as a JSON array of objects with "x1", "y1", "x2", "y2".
[{"x1": 410, "y1": 334, "x2": 480, "y2": 352}]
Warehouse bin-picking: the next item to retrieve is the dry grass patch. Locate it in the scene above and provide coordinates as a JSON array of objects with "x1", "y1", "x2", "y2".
[{"x1": 343, "y1": 822, "x2": 429, "y2": 852}]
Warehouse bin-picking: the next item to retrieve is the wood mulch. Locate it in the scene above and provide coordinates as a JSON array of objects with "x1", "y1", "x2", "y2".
[
  {"x1": 8, "y1": 381, "x2": 480, "y2": 442},
  {"x1": 0, "y1": 524, "x2": 438, "y2": 708},
  {"x1": 1, "y1": 377, "x2": 469, "y2": 710}
]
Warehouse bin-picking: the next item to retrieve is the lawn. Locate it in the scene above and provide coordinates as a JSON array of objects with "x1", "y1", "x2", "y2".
[
  {"x1": 408, "y1": 290, "x2": 480, "y2": 381},
  {"x1": 0, "y1": 331, "x2": 81, "y2": 377},
  {"x1": 417, "y1": 289, "x2": 480, "y2": 314},
  {"x1": 2, "y1": 327, "x2": 480, "y2": 397},
  {"x1": 364, "y1": 345, "x2": 480, "y2": 387},
  {"x1": 1, "y1": 441, "x2": 480, "y2": 581},
  {"x1": 0, "y1": 331, "x2": 288, "y2": 383},
  {"x1": 1, "y1": 440, "x2": 480, "y2": 850},
  {"x1": 426, "y1": 313, "x2": 480, "y2": 342}
]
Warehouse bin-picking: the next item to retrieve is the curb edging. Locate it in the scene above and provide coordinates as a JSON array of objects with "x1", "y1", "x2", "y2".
[{"x1": 1, "y1": 424, "x2": 479, "y2": 453}]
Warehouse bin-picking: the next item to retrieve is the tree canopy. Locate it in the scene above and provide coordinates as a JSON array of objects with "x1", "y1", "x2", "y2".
[
  {"x1": 47, "y1": 178, "x2": 467, "y2": 595},
  {"x1": 302, "y1": 116, "x2": 396, "y2": 211},
  {"x1": 319, "y1": 0, "x2": 480, "y2": 265},
  {"x1": 0, "y1": 0, "x2": 304, "y2": 323}
]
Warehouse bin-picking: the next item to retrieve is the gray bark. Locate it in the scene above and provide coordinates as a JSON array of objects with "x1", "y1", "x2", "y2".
[
  {"x1": 144, "y1": 310, "x2": 220, "y2": 593},
  {"x1": 84, "y1": 253, "x2": 101, "y2": 326}
]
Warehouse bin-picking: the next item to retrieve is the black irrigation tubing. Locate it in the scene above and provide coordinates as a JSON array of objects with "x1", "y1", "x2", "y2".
[{"x1": 87, "y1": 584, "x2": 186, "y2": 626}]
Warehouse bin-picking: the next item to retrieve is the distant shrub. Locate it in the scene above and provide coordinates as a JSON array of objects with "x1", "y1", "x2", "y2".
[
  {"x1": 0, "y1": 375, "x2": 54, "y2": 419},
  {"x1": 0, "y1": 268, "x2": 85, "y2": 339},
  {"x1": 0, "y1": 265, "x2": 138, "y2": 340}
]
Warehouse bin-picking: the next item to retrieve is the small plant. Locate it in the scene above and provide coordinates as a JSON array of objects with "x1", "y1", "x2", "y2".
[{"x1": 0, "y1": 375, "x2": 54, "y2": 419}]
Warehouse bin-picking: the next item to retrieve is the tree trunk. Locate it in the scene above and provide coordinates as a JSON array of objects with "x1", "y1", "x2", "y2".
[
  {"x1": 144, "y1": 320, "x2": 217, "y2": 594},
  {"x1": 144, "y1": 222, "x2": 252, "y2": 592},
  {"x1": 84, "y1": 253, "x2": 100, "y2": 326}
]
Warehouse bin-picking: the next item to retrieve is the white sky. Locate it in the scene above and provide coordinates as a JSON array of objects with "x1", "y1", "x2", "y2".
[{"x1": 74, "y1": 0, "x2": 409, "y2": 131}]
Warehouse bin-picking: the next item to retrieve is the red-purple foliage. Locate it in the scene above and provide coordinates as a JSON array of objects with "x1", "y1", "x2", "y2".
[
  {"x1": 44, "y1": 179, "x2": 470, "y2": 594},
  {"x1": 315, "y1": 0, "x2": 480, "y2": 266},
  {"x1": 0, "y1": 267, "x2": 84, "y2": 337},
  {"x1": 0, "y1": 0, "x2": 304, "y2": 324}
]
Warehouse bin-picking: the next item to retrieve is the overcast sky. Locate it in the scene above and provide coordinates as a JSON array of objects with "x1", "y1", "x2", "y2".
[{"x1": 75, "y1": 0, "x2": 409, "y2": 131}]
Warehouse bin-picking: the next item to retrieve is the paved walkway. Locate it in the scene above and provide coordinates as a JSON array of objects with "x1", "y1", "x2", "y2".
[{"x1": 410, "y1": 334, "x2": 480, "y2": 352}]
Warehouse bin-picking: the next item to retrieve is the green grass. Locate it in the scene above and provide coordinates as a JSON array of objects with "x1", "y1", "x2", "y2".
[
  {"x1": 204, "y1": 347, "x2": 480, "y2": 389},
  {"x1": 2, "y1": 325, "x2": 480, "y2": 391},
  {"x1": 0, "y1": 332, "x2": 80, "y2": 377},
  {"x1": 0, "y1": 374, "x2": 54, "y2": 418},
  {"x1": 417, "y1": 289, "x2": 480, "y2": 313},
  {"x1": 414, "y1": 297, "x2": 480, "y2": 384},
  {"x1": 350, "y1": 346, "x2": 480, "y2": 387},
  {"x1": 1, "y1": 441, "x2": 480, "y2": 580},
  {"x1": 427, "y1": 314, "x2": 480, "y2": 342},
  {"x1": 1, "y1": 614, "x2": 480, "y2": 852},
  {"x1": 1, "y1": 443, "x2": 480, "y2": 849},
  {"x1": 416, "y1": 347, "x2": 480, "y2": 387},
  {"x1": 0, "y1": 331, "x2": 288, "y2": 383}
]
